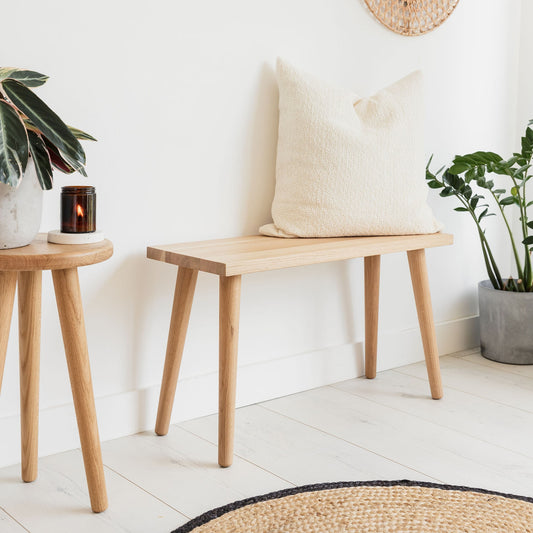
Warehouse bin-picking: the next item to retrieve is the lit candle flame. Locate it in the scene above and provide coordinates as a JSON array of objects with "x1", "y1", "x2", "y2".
[{"x1": 76, "y1": 204, "x2": 84, "y2": 217}]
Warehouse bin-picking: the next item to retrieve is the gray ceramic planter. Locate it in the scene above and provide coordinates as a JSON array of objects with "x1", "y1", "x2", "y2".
[{"x1": 478, "y1": 280, "x2": 533, "y2": 364}]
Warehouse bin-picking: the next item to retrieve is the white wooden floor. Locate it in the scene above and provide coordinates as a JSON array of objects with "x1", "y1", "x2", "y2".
[{"x1": 1, "y1": 348, "x2": 533, "y2": 532}]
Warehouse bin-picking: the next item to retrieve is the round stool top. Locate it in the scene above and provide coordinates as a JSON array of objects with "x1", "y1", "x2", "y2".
[{"x1": 0, "y1": 234, "x2": 113, "y2": 271}]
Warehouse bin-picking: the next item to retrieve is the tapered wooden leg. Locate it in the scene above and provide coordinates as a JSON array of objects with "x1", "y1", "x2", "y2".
[
  {"x1": 0, "y1": 271, "x2": 17, "y2": 393},
  {"x1": 364, "y1": 255, "x2": 380, "y2": 379},
  {"x1": 155, "y1": 267, "x2": 198, "y2": 436},
  {"x1": 52, "y1": 268, "x2": 108, "y2": 513},
  {"x1": 18, "y1": 271, "x2": 42, "y2": 483},
  {"x1": 218, "y1": 275, "x2": 241, "y2": 468},
  {"x1": 407, "y1": 249, "x2": 443, "y2": 400}
]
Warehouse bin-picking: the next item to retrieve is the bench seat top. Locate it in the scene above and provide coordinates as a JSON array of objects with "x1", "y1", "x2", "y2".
[{"x1": 147, "y1": 233, "x2": 453, "y2": 276}]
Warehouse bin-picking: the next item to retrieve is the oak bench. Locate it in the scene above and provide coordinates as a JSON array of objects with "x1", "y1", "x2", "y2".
[{"x1": 147, "y1": 233, "x2": 453, "y2": 467}]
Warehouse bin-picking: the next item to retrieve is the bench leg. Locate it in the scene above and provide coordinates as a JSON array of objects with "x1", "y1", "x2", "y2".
[
  {"x1": 0, "y1": 271, "x2": 17, "y2": 393},
  {"x1": 407, "y1": 249, "x2": 443, "y2": 400},
  {"x1": 155, "y1": 267, "x2": 198, "y2": 436},
  {"x1": 219, "y1": 275, "x2": 241, "y2": 468},
  {"x1": 53, "y1": 268, "x2": 108, "y2": 513},
  {"x1": 18, "y1": 271, "x2": 42, "y2": 483},
  {"x1": 364, "y1": 255, "x2": 380, "y2": 379}
]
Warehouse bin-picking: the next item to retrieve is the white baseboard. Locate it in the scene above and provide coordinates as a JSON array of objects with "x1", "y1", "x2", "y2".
[{"x1": 0, "y1": 315, "x2": 479, "y2": 469}]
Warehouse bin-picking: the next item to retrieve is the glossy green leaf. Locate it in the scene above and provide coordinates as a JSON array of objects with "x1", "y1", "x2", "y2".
[
  {"x1": 500, "y1": 196, "x2": 518, "y2": 206},
  {"x1": 527, "y1": 221, "x2": 533, "y2": 230},
  {"x1": 514, "y1": 164, "x2": 531, "y2": 177},
  {"x1": 0, "y1": 68, "x2": 48, "y2": 87},
  {"x1": 523, "y1": 236, "x2": 533, "y2": 245},
  {"x1": 454, "y1": 207, "x2": 468, "y2": 212},
  {"x1": 448, "y1": 163, "x2": 470, "y2": 174},
  {"x1": 0, "y1": 100, "x2": 28, "y2": 187},
  {"x1": 454, "y1": 151, "x2": 502, "y2": 166},
  {"x1": 68, "y1": 125, "x2": 96, "y2": 142},
  {"x1": 427, "y1": 180, "x2": 442, "y2": 189},
  {"x1": 27, "y1": 130, "x2": 53, "y2": 190},
  {"x1": 465, "y1": 168, "x2": 477, "y2": 182},
  {"x1": 2, "y1": 79, "x2": 86, "y2": 168}
]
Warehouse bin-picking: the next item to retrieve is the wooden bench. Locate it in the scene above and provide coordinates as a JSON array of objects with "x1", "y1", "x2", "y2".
[{"x1": 147, "y1": 233, "x2": 453, "y2": 467}]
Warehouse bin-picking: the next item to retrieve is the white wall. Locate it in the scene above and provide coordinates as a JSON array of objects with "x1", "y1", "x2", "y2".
[{"x1": 0, "y1": 0, "x2": 525, "y2": 467}]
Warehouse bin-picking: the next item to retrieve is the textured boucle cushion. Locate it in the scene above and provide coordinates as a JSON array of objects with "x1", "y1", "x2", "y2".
[{"x1": 259, "y1": 59, "x2": 442, "y2": 238}]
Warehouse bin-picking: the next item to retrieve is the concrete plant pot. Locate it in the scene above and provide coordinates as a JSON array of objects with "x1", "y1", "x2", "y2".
[
  {"x1": 0, "y1": 160, "x2": 42, "y2": 249},
  {"x1": 478, "y1": 280, "x2": 533, "y2": 365}
]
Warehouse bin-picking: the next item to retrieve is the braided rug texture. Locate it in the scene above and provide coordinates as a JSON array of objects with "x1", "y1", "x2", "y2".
[
  {"x1": 173, "y1": 480, "x2": 533, "y2": 533},
  {"x1": 364, "y1": 0, "x2": 460, "y2": 36}
]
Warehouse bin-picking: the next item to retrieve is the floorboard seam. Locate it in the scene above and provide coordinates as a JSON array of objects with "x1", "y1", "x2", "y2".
[
  {"x1": 393, "y1": 366, "x2": 533, "y2": 415},
  {"x1": 257, "y1": 404, "x2": 440, "y2": 483},
  {"x1": 332, "y1": 377, "x2": 533, "y2": 462},
  {"x1": 0, "y1": 505, "x2": 31, "y2": 532},
  {"x1": 177, "y1": 424, "x2": 297, "y2": 488},
  {"x1": 102, "y1": 464, "x2": 192, "y2": 519}
]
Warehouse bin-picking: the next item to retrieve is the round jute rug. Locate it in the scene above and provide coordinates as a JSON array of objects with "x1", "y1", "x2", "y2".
[{"x1": 172, "y1": 480, "x2": 533, "y2": 533}]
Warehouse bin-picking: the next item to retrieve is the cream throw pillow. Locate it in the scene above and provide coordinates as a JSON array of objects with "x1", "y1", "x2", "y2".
[{"x1": 259, "y1": 59, "x2": 442, "y2": 238}]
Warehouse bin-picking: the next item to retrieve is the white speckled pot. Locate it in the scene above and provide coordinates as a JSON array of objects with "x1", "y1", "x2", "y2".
[{"x1": 0, "y1": 160, "x2": 43, "y2": 249}]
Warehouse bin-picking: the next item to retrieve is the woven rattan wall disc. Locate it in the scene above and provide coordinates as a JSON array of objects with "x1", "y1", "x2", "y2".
[{"x1": 364, "y1": 0, "x2": 460, "y2": 36}]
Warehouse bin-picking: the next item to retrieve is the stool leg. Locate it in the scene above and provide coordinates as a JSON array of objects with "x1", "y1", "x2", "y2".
[
  {"x1": 407, "y1": 249, "x2": 443, "y2": 400},
  {"x1": 155, "y1": 267, "x2": 198, "y2": 436},
  {"x1": 52, "y1": 268, "x2": 108, "y2": 513},
  {"x1": 219, "y1": 275, "x2": 241, "y2": 468},
  {"x1": 364, "y1": 255, "x2": 380, "y2": 379},
  {"x1": 18, "y1": 271, "x2": 42, "y2": 483},
  {"x1": 0, "y1": 271, "x2": 17, "y2": 393}
]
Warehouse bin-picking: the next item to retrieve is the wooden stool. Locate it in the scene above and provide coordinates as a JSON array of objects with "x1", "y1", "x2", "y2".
[
  {"x1": 147, "y1": 233, "x2": 453, "y2": 468},
  {"x1": 0, "y1": 234, "x2": 113, "y2": 513}
]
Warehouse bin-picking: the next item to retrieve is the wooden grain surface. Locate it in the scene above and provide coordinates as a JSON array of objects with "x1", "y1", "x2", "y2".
[
  {"x1": 52, "y1": 268, "x2": 108, "y2": 513},
  {"x1": 0, "y1": 271, "x2": 17, "y2": 393},
  {"x1": 218, "y1": 275, "x2": 241, "y2": 468},
  {"x1": 147, "y1": 233, "x2": 453, "y2": 276},
  {"x1": 18, "y1": 271, "x2": 41, "y2": 483},
  {"x1": 407, "y1": 249, "x2": 443, "y2": 400},
  {"x1": 364, "y1": 255, "x2": 380, "y2": 380},
  {"x1": 155, "y1": 267, "x2": 198, "y2": 436},
  {"x1": 0, "y1": 234, "x2": 113, "y2": 271}
]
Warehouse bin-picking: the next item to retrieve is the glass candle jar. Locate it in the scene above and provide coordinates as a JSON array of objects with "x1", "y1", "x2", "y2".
[{"x1": 61, "y1": 186, "x2": 96, "y2": 233}]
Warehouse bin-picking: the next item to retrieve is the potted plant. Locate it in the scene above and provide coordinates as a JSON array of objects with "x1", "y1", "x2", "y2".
[
  {"x1": 0, "y1": 67, "x2": 95, "y2": 249},
  {"x1": 426, "y1": 120, "x2": 533, "y2": 364}
]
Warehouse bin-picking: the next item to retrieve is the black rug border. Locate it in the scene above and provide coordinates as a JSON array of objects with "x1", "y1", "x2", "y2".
[{"x1": 171, "y1": 479, "x2": 533, "y2": 533}]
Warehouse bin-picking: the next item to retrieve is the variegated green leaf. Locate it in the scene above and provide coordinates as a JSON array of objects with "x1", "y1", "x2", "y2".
[
  {"x1": 59, "y1": 148, "x2": 87, "y2": 176},
  {"x1": 28, "y1": 131, "x2": 53, "y2": 190},
  {"x1": 0, "y1": 67, "x2": 48, "y2": 87},
  {"x1": 2, "y1": 79, "x2": 85, "y2": 167},
  {"x1": 0, "y1": 100, "x2": 29, "y2": 187},
  {"x1": 43, "y1": 137, "x2": 75, "y2": 174},
  {"x1": 68, "y1": 125, "x2": 96, "y2": 142}
]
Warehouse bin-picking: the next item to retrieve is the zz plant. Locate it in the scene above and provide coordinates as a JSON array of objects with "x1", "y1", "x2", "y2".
[
  {"x1": 0, "y1": 67, "x2": 94, "y2": 190},
  {"x1": 426, "y1": 120, "x2": 533, "y2": 292}
]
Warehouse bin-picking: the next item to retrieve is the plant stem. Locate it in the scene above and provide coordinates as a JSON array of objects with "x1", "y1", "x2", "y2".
[
  {"x1": 456, "y1": 193, "x2": 503, "y2": 290},
  {"x1": 489, "y1": 190, "x2": 524, "y2": 280},
  {"x1": 522, "y1": 178, "x2": 532, "y2": 290}
]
